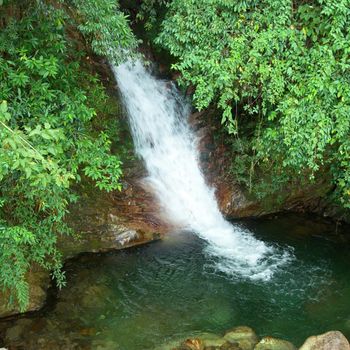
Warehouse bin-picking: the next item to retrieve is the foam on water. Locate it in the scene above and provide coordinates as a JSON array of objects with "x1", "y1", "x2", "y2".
[{"x1": 113, "y1": 60, "x2": 292, "y2": 280}]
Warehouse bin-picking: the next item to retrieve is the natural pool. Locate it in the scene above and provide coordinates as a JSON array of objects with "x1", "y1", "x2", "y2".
[{"x1": 1, "y1": 214, "x2": 350, "y2": 349}]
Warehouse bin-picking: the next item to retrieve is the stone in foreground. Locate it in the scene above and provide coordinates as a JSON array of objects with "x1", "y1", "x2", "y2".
[
  {"x1": 299, "y1": 331, "x2": 350, "y2": 350},
  {"x1": 254, "y1": 336, "x2": 296, "y2": 350},
  {"x1": 224, "y1": 326, "x2": 258, "y2": 350}
]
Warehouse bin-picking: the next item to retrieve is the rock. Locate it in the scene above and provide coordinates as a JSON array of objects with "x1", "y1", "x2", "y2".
[
  {"x1": 197, "y1": 333, "x2": 226, "y2": 347},
  {"x1": 190, "y1": 108, "x2": 347, "y2": 222},
  {"x1": 224, "y1": 326, "x2": 258, "y2": 350},
  {"x1": 153, "y1": 339, "x2": 183, "y2": 350},
  {"x1": 299, "y1": 331, "x2": 350, "y2": 350},
  {"x1": 254, "y1": 336, "x2": 296, "y2": 350},
  {"x1": 220, "y1": 341, "x2": 243, "y2": 350},
  {"x1": 80, "y1": 284, "x2": 113, "y2": 308},
  {"x1": 155, "y1": 334, "x2": 229, "y2": 350},
  {"x1": 5, "y1": 319, "x2": 33, "y2": 342},
  {"x1": 0, "y1": 167, "x2": 166, "y2": 319},
  {"x1": 61, "y1": 175, "x2": 167, "y2": 259},
  {"x1": 0, "y1": 266, "x2": 50, "y2": 318},
  {"x1": 182, "y1": 338, "x2": 204, "y2": 350}
]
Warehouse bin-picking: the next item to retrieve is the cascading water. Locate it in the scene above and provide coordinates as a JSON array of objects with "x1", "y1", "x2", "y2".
[{"x1": 113, "y1": 60, "x2": 292, "y2": 280}]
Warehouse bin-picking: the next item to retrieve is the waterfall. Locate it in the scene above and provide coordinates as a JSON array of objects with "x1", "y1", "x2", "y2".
[{"x1": 113, "y1": 61, "x2": 292, "y2": 281}]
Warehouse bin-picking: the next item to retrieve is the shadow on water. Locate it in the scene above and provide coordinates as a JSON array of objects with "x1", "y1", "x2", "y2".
[{"x1": 1, "y1": 213, "x2": 350, "y2": 349}]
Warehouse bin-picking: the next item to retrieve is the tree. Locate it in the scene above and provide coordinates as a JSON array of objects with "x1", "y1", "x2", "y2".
[
  {"x1": 156, "y1": 0, "x2": 350, "y2": 207},
  {"x1": 0, "y1": 0, "x2": 135, "y2": 309}
]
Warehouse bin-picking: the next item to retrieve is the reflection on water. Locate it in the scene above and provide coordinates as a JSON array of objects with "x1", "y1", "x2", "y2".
[{"x1": 1, "y1": 214, "x2": 350, "y2": 349}]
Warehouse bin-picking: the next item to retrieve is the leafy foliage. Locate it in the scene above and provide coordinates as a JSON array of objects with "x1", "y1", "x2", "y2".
[
  {"x1": 70, "y1": 0, "x2": 138, "y2": 63},
  {"x1": 0, "y1": 0, "x2": 134, "y2": 309},
  {"x1": 156, "y1": 0, "x2": 350, "y2": 208}
]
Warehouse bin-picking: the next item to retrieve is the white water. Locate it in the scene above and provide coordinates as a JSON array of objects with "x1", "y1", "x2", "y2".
[{"x1": 113, "y1": 61, "x2": 292, "y2": 280}]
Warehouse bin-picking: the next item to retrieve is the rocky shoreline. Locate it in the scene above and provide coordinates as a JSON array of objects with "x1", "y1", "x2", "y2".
[
  {"x1": 0, "y1": 109, "x2": 349, "y2": 346},
  {"x1": 156, "y1": 326, "x2": 350, "y2": 350},
  {"x1": 0, "y1": 162, "x2": 167, "y2": 319}
]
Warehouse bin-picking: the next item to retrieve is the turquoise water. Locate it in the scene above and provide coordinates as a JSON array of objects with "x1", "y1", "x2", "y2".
[{"x1": 1, "y1": 214, "x2": 350, "y2": 349}]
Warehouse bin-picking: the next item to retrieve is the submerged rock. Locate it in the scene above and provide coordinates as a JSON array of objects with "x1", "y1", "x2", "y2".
[
  {"x1": 224, "y1": 326, "x2": 258, "y2": 350},
  {"x1": 5, "y1": 319, "x2": 33, "y2": 343},
  {"x1": 254, "y1": 337, "x2": 296, "y2": 350},
  {"x1": 299, "y1": 331, "x2": 350, "y2": 350}
]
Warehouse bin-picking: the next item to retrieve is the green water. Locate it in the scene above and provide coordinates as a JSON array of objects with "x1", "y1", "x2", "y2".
[{"x1": 1, "y1": 214, "x2": 350, "y2": 349}]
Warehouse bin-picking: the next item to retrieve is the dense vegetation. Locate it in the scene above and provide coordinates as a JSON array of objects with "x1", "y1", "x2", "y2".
[
  {"x1": 1, "y1": 0, "x2": 350, "y2": 311},
  {"x1": 154, "y1": 0, "x2": 350, "y2": 207},
  {"x1": 0, "y1": 0, "x2": 136, "y2": 309}
]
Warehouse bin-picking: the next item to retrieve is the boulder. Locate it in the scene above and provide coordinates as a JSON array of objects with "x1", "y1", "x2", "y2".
[
  {"x1": 182, "y1": 338, "x2": 204, "y2": 350},
  {"x1": 254, "y1": 337, "x2": 296, "y2": 350},
  {"x1": 299, "y1": 331, "x2": 350, "y2": 350},
  {"x1": 224, "y1": 326, "x2": 258, "y2": 350},
  {"x1": 154, "y1": 333, "x2": 226, "y2": 350},
  {"x1": 198, "y1": 333, "x2": 227, "y2": 348},
  {"x1": 0, "y1": 266, "x2": 49, "y2": 318},
  {"x1": 219, "y1": 341, "x2": 243, "y2": 350}
]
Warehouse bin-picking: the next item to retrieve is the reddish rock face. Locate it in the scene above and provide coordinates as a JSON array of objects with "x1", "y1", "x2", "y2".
[
  {"x1": 189, "y1": 109, "x2": 266, "y2": 218},
  {"x1": 189, "y1": 109, "x2": 338, "y2": 220},
  {"x1": 63, "y1": 161, "x2": 171, "y2": 259}
]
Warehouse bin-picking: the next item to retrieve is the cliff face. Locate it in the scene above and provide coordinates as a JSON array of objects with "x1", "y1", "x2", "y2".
[{"x1": 190, "y1": 109, "x2": 347, "y2": 222}]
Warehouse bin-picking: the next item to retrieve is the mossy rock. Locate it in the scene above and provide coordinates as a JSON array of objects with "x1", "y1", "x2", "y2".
[
  {"x1": 254, "y1": 337, "x2": 296, "y2": 350},
  {"x1": 224, "y1": 326, "x2": 258, "y2": 350}
]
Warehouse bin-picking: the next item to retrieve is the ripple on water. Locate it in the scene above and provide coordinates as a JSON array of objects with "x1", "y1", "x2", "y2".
[{"x1": 1, "y1": 217, "x2": 350, "y2": 350}]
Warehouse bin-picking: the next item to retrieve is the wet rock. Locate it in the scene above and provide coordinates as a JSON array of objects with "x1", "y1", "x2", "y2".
[
  {"x1": 197, "y1": 333, "x2": 226, "y2": 347},
  {"x1": 220, "y1": 341, "x2": 243, "y2": 350},
  {"x1": 80, "y1": 284, "x2": 113, "y2": 308},
  {"x1": 5, "y1": 319, "x2": 33, "y2": 342},
  {"x1": 190, "y1": 108, "x2": 346, "y2": 222},
  {"x1": 224, "y1": 326, "x2": 258, "y2": 350},
  {"x1": 61, "y1": 175, "x2": 168, "y2": 259},
  {"x1": 182, "y1": 338, "x2": 204, "y2": 350},
  {"x1": 254, "y1": 337, "x2": 296, "y2": 350},
  {"x1": 0, "y1": 266, "x2": 50, "y2": 318},
  {"x1": 0, "y1": 164, "x2": 166, "y2": 318},
  {"x1": 154, "y1": 334, "x2": 225, "y2": 350},
  {"x1": 299, "y1": 331, "x2": 350, "y2": 350}
]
